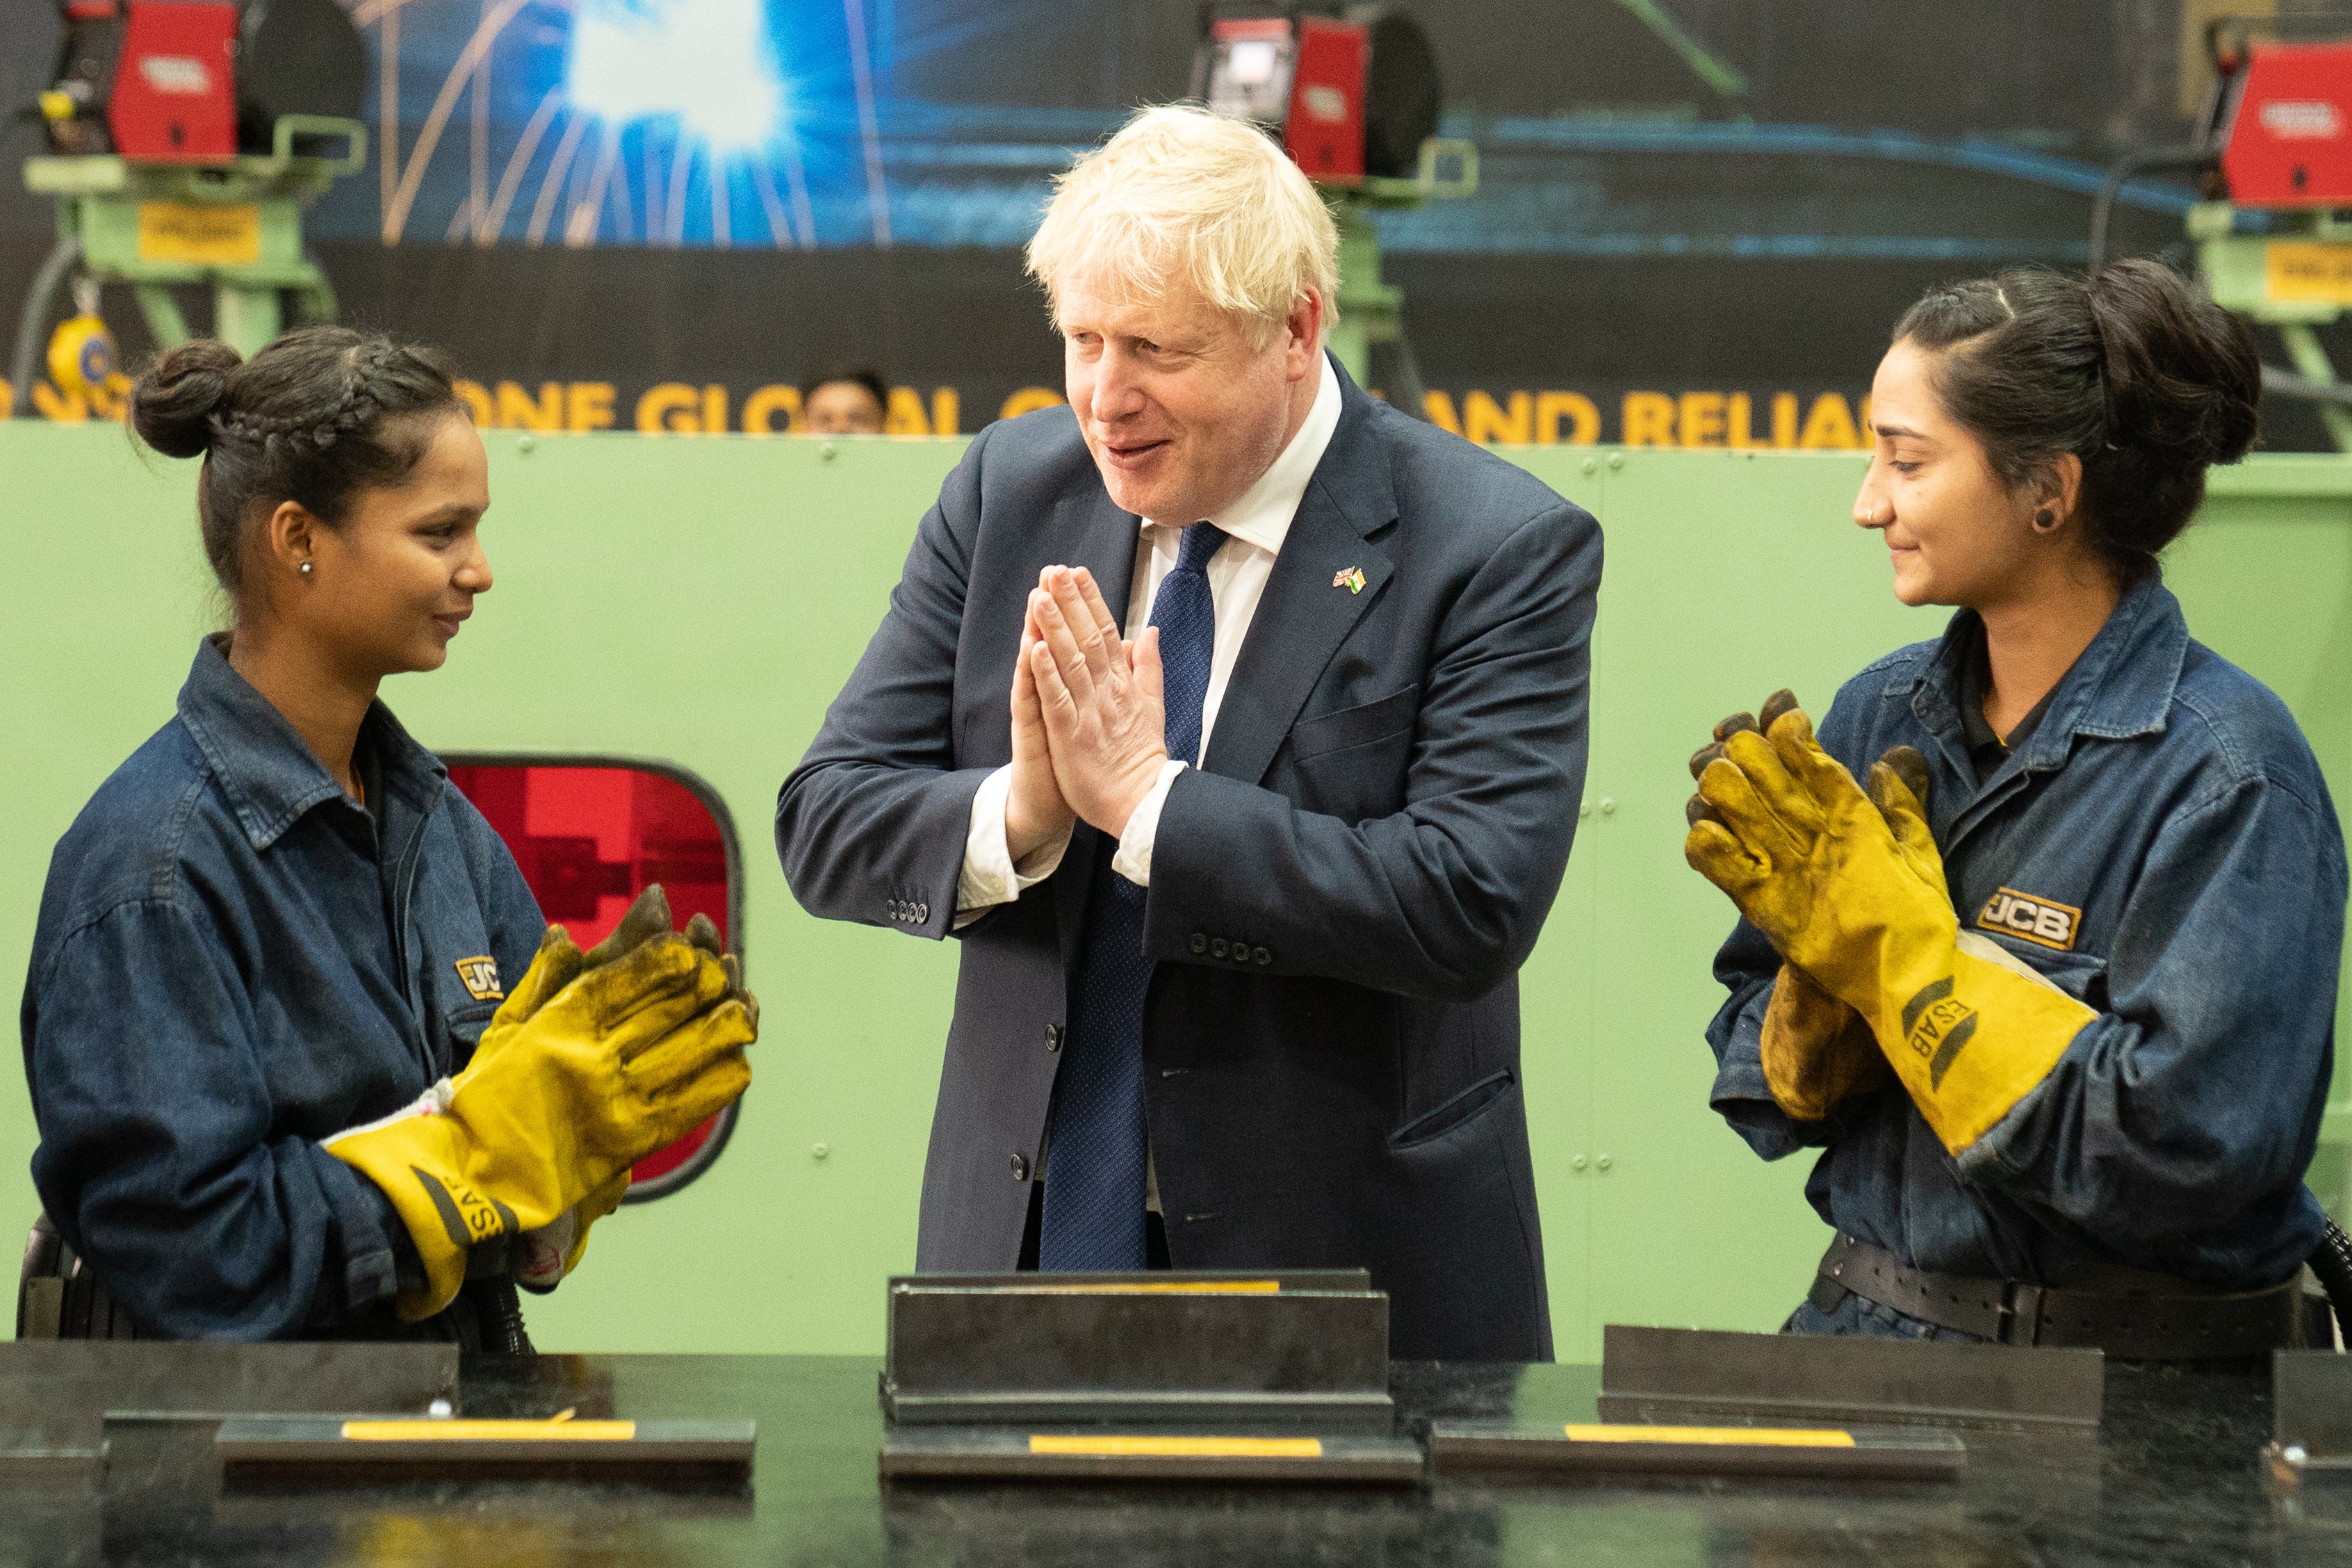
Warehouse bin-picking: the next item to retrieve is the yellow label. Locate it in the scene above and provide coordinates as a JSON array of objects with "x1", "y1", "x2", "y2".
[
  {"x1": 2267, "y1": 241, "x2": 2352, "y2": 306},
  {"x1": 1019, "y1": 1280, "x2": 1280, "y2": 1294},
  {"x1": 340, "y1": 1419, "x2": 637, "y2": 1442},
  {"x1": 1562, "y1": 1424, "x2": 1854, "y2": 1448},
  {"x1": 137, "y1": 202, "x2": 261, "y2": 266},
  {"x1": 1028, "y1": 1435, "x2": 1323, "y2": 1458}
]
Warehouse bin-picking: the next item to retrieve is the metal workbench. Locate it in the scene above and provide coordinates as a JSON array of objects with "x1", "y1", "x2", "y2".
[{"x1": 0, "y1": 1348, "x2": 2336, "y2": 1566}]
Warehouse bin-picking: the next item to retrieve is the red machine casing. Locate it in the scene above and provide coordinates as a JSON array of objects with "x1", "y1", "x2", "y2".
[
  {"x1": 1282, "y1": 16, "x2": 1367, "y2": 185},
  {"x1": 2222, "y1": 42, "x2": 2352, "y2": 206},
  {"x1": 446, "y1": 762, "x2": 737, "y2": 1194},
  {"x1": 108, "y1": 1, "x2": 238, "y2": 161}
]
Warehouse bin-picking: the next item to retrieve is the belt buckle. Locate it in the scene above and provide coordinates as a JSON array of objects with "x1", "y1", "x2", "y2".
[{"x1": 1998, "y1": 1281, "x2": 2045, "y2": 1346}]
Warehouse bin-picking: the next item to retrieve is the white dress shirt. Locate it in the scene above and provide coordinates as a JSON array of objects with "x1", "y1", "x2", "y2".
[{"x1": 954, "y1": 355, "x2": 1344, "y2": 918}]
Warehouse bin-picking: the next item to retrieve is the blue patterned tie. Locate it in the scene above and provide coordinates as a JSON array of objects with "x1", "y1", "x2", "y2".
[{"x1": 1038, "y1": 521, "x2": 1227, "y2": 1270}]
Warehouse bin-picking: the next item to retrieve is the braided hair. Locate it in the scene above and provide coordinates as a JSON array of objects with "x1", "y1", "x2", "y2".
[
  {"x1": 1890, "y1": 259, "x2": 2260, "y2": 583},
  {"x1": 129, "y1": 327, "x2": 466, "y2": 610}
]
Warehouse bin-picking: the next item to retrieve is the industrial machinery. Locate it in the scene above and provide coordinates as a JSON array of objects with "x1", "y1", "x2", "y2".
[
  {"x1": 10, "y1": 0, "x2": 369, "y2": 418},
  {"x1": 1191, "y1": 4, "x2": 1475, "y2": 413},
  {"x1": 2094, "y1": 21, "x2": 2352, "y2": 450}
]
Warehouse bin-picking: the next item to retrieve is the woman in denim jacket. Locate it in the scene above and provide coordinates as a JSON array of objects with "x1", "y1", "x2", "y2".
[
  {"x1": 1694, "y1": 260, "x2": 2349, "y2": 1357},
  {"x1": 19, "y1": 329, "x2": 751, "y2": 1346}
]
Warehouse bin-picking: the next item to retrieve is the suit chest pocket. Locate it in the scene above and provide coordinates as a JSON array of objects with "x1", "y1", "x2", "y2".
[{"x1": 1287, "y1": 685, "x2": 1419, "y2": 820}]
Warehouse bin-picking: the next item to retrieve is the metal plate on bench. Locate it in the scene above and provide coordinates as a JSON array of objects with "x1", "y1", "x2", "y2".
[
  {"x1": 215, "y1": 1415, "x2": 754, "y2": 1483},
  {"x1": 1428, "y1": 1419, "x2": 1967, "y2": 1481},
  {"x1": 1597, "y1": 1325, "x2": 2102, "y2": 1439},
  {"x1": 881, "y1": 1271, "x2": 1392, "y2": 1430},
  {"x1": 880, "y1": 1426, "x2": 1423, "y2": 1484},
  {"x1": 0, "y1": 1341, "x2": 459, "y2": 1481},
  {"x1": 2268, "y1": 1350, "x2": 2352, "y2": 1487}
]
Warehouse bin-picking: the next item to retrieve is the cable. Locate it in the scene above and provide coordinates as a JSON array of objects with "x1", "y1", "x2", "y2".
[
  {"x1": 2309, "y1": 1216, "x2": 2352, "y2": 1349},
  {"x1": 465, "y1": 1277, "x2": 534, "y2": 1356},
  {"x1": 8, "y1": 236, "x2": 79, "y2": 418},
  {"x1": 2088, "y1": 145, "x2": 2214, "y2": 275}
]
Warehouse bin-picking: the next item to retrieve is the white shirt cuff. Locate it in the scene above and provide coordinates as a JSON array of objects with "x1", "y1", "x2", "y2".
[
  {"x1": 1110, "y1": 760, "x2": 1188, "y2": 888},
  {"x1": 954, "y1": 766, "x2": 1070, "y2": 929}
]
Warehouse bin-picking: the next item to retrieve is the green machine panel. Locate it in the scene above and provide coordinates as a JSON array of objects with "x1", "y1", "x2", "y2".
[{"x1": 1, "y1": 425, "x2": 2346, "y2": 1356}]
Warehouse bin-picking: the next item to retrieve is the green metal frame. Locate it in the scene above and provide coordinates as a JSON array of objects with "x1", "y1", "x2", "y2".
[
  {"x1": 2192, "y1": 199, "x2": 2352, "y2": 452},
  {"x1": 23, "y1": 117, "x2": 366, "y2": 357},
  {"x1": 2, "y1": 427, "x2": 2346, "y2": 1354},
  {"x1": 1612, "y1": 0, "x2": 1751, "y2": 99},
  {"x1": 1325, "y1": 139, "x2": 1478, "y2": 391}
]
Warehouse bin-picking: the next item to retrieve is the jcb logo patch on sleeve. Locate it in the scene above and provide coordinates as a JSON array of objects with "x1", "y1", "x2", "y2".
[
  {"x1": 1977, "y1": 888, "x2": 2082, "y2": 952},
  {"x1": 453, "y1": 956, "x2": 504, "y2": 1001}
]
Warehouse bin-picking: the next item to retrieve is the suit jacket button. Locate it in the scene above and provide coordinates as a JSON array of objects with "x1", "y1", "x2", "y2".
[
  {"x1": 1045, "y1": 1024, "x2": 1063, "y2": 1052},
  {"x1": 1253, "y1": 947, "x2": 1271, "y2": 965},
  {"x1": 1230, "y1": 936, "x2": 1248, "y2": 961},
  {"x1": 1210, "y1": 938, "x2": 1228, "y2": 958},
  {"x1": 1190, "y1": 933, "x2": 1207, "y2": 955},
  {"x1": 918, "y1": 903, "x2": 929, "y2": 922},
  {"x1": 1010, "y1": 1152, "x2": 1030, "y2": 1181}
]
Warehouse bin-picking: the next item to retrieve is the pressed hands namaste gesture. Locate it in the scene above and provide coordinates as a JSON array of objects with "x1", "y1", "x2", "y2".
[{"x1": 1005, "y1": 566, "x2": 1169, "y2": 863}]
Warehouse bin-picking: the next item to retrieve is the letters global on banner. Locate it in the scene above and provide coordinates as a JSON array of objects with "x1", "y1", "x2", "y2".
[
  {"x1": 6, "y1": 373, "x2": 1875, "y2": 450},
  {"x1": 436, "y1": 381, "x2": 1876, "y2": 448}
]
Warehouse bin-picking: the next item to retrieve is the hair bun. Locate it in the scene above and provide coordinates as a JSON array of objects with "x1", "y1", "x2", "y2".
[
  {"x1": 129, "y1": 338, "x2": 243, "y2": 459},
  {"x1": 2086, "y1": 259, "x2": 2260, "y2": 470}
]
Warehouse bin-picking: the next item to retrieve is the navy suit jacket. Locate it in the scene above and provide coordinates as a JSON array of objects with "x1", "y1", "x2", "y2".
[{"x1": 776, "y1": 358, "x2": 1601, "y2": 1359}]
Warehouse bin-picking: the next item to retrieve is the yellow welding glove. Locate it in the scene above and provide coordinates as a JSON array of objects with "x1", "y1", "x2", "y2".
[
  {"x1": 325, "y1": 932, "x2": 754, "y2": 1321},
  {"x1": 1685, "y1": 704, "x2": 2096, "y2": 1155},
  {"x1": 1689, "y1": 696, "x2": 1937, "y2": 1120},
  {"x1": 1757, "y1": 966, "x2": 1889, "y2": 1122},
  {"x1": 514, "y1": 1170, "x2": 631, "y2": 1291},
  {"x1": 500, "y1": 884, "x2": 667, "y2": 1293},
  {"x1": 462, "y1": 891, "x2": 758, "y2": 1297}
]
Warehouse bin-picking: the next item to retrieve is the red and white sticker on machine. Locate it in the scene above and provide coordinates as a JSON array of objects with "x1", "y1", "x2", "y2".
[{"x1": 1976, "y1": 887, "x2": 2082, "y2": 952}]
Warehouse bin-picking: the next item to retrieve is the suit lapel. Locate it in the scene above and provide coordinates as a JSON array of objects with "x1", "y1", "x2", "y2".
[
  {"x1": 1037, "y1": 483, "x2": 1142, "y2": 634},
  {"x1": 1048, "y1": 486, "x2": 1141, "y2": 972},
  {"x1": 1201, "y1": 368, "x2": 1397, "y2": 786}
]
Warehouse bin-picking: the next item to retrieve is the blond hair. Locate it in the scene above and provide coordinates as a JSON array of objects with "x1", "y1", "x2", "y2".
[{"x1": 1026, "y1": 104, "x2": 1340, "y2": 347}]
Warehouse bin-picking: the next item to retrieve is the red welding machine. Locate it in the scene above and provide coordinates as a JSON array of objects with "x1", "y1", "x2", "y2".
[
  {"x1": 2216, "y1": 40, "x2": 2352, "y2": 206},
  {"x1": 47, "y1": 0, "x2": 238, "y2": 161},
  {"x1": 1192, "y1": 4, "x2": 1439, "y2": 188},
  {"x1": 40, "y1": 0, "x2": 365, "y2": 163}
]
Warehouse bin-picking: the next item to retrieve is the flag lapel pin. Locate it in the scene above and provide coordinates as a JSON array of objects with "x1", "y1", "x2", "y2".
[{"x1": 1332, "y1": 566, "x2": 1366, "y2": 594}]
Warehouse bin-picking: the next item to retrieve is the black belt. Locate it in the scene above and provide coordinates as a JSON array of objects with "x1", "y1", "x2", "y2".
[{"x1": 1814, "y1": 1232, "x2": 2305, "y2": 1360}]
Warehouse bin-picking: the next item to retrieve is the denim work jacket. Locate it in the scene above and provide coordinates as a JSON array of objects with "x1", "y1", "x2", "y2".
[
  {"x1": 1706, "y1": 580, "x2": 2348, "y2": 1291},
  {"x1": 20, "y1": 638, "x2": 541, "y2": 1339}
]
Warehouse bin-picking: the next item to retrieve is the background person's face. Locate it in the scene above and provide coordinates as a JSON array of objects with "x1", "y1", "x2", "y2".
[
  {"x1": 1059, "y1": 272, "x2": 1300, "y2": 523},
  {"x1": 806, "y1": 380, "x2": 886, "y2": 434}
]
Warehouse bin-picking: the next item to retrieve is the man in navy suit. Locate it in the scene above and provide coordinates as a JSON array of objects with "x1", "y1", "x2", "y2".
[{"x1": 775, "y1": 105, "x2": 1600, "y2": 1359}]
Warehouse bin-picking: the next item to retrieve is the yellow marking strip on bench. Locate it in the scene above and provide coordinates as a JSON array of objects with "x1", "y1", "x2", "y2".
[
  {"x1": 1028, "y1": 1435, "x2": 1322, "y2": 1458},
  {"x1": 1562, "y1": 1424, "x2": 1854, "y2": 1448},
  {"x1": 1018, "y1": 1281, "x2": 1280, "y2": 1293},
  {"x1": 340, "y1": 1420, "x2": 637, "y2": 1442}
]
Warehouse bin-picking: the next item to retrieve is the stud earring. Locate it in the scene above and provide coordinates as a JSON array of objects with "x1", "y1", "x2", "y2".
[
  {"x1": 2033, "y1": 508, "x2": 2057, "y2": 532},
  {"x1": 299, "y1": 561, "x2": 314, "y2": 576}
]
